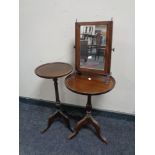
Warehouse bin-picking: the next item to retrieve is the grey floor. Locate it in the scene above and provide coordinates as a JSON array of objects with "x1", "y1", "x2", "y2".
[{"x1": 19, "y1": 101, "x2": 135, "y2": 155}]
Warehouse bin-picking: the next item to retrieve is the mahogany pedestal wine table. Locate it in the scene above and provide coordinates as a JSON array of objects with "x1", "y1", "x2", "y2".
[
  {"x1": 65, "y1": 72, "x2": 115, "y2": 144},
  {"x1": 35, "y1": 62, "x2": 73, "y2": 133}
]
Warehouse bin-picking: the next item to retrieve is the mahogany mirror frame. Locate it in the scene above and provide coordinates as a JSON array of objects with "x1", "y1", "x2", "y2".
[{"x1": 75, "y1": 21, "x2": 113, "y2": 76}]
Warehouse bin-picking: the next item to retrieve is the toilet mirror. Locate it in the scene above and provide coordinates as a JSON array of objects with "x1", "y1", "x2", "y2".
[{"x1": 75, "y1": 21, "x2": 113, "y2": 75}]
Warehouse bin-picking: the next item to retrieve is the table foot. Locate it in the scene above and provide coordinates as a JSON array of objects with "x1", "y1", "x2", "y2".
[
  {"x1": 68, "y1": 131, "x2": 78, "y2": 139},
  {"x1": 68, "y1": 113, "x2": 108, "y2": 144},
  {"x1": 41, "y1": 110, "x2": 73, "y2": 134},
  {"x1": 68, "y1": 115, "x2": 87, "y2": 139}
]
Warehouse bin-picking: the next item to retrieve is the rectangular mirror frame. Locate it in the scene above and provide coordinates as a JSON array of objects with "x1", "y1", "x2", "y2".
[{"x1": 75, "y1": 21, "x2": 113, "y2": 75}]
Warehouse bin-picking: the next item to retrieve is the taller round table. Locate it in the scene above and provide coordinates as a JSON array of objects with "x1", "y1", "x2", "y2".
[
  {"x1": 65, "y1": 72, "x2": 115, "y2": 144},
  {"x1": 35, "y1": 62, "x2": 73, "y2": 133}
]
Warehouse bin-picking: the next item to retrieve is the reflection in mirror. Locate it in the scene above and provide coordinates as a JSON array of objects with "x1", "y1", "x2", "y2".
[{"x1": 80, "y1": 25, "x2": 107, "y2": 70}]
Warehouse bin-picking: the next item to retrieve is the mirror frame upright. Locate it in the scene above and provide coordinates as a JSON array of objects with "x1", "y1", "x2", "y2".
[{"x1": 75, "y1": 21, "x2": 113, "y2": 75}]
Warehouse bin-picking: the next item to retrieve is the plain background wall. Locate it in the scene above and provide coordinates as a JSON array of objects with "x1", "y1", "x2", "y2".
[{"x1": 19, "y1": 0, "x2": 135, "y2": 114}]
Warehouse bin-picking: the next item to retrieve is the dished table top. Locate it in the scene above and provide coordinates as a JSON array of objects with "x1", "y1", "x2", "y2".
[
  {"x1": 35, "y1": 62, "x2": 73, "y2": 79},
  {"x1": 65, "y1": 72, "x2": 115, "y2": 95}
]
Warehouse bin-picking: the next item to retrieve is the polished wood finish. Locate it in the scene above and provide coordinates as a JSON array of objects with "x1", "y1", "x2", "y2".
[
  {"x1": 35, "y1": 62, "x2": 73, "y2": 133},
  {"x1": 65, "y1": 72, "x2": 115, "y2": 95},
  {"x1": 41, "y1": 109, "x2": 72, "y2": 134},
  {"x1": 75, "y1": 21, "x2": 113, "y2": 76},
  {"x1": 35, "y1": 62, "x2": 73, "y2": 79},
  {"x1": 68, "y1": 95, "x2": 108, "y2": 144},
  {"x1": 65, "y1": 73, "x2": 115, "y2": 144}
]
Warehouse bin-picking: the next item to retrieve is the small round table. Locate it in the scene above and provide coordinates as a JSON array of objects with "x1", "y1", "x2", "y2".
[
  {"x1": 65, "y1": 72, "x2": 115, "y2": 144},
  {"x1": 35, "y1": 62, "x2": 73, "y2": 133}
]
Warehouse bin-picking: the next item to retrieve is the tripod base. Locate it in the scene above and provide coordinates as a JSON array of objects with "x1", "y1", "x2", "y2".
[
  {"x1": 68, "y1": 95, "x2": 108, "y2": 144},
  {"x1": 41, "y1": 110, "x2": 73, "y2": 134},
  {"x1": 68, "y1": 113, "x2": 108, "y2": 144}
]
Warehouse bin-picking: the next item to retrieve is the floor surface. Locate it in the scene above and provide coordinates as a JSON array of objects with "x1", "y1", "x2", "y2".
[{"x1": 19, "y1": 101, "x2": 135, "y2": 155}]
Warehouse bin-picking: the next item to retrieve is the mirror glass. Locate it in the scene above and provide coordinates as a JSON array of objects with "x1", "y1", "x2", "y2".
[{"x1": 80, "y1": 25, "x2": 107, "y2": 70}]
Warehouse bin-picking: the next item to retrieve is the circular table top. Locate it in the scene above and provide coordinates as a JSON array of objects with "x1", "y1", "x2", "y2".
[
  {"x1": 35, "y1": 62, "x2": 73, "y2": 79},
  {"x1": 65, "y1": 72, "x2": 115, "y2": 95}
]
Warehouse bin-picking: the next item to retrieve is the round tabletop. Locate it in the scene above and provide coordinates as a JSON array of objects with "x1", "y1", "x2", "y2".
[
  {"x1": 35, "y1": 62, "x2": 73, "y2": 79},
  {"x1": 65, "y1": 72, "x2": 115, "y2": 95}
]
